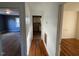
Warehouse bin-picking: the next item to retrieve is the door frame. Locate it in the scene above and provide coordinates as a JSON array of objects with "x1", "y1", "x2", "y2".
[
  {"x1": 55, "y1": 3, "x2": 65, "y2": 56},
  {"x1": 0, "y1": 2, "x2": 27, "y2": 56}
]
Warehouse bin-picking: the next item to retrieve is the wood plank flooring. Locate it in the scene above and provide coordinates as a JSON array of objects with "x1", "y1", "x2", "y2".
[
  {"x1": 60, "y1": 39, "x2": 79, "y2": 56},
  {"x1": 1, "y1": 32, "x2": 21, "y2": 56},
  {"x1": 29, "y1": 39, "x2": 48, "y2": 56}
]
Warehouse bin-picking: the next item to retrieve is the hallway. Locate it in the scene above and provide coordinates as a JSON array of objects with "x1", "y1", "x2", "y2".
[{"x1": 29, "y1": 32, "x2": 48, "y2": 56}]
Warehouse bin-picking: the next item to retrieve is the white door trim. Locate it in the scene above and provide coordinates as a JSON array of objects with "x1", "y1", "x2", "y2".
[{"x1": 55, "y1": 3, "x2": 64, "y2": 56}]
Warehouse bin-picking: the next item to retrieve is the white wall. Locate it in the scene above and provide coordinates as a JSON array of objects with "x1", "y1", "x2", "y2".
[
  {"x1": 25, "y1": 3, "x2": 33, "y2": 55},
  {"x1": 61, "y1": 11, "x2": 77, "y2": 38},
  {"x1": 30, "y1": 2, "x2": 62, "y2": 56},
  {"x1": 62, "y1": 3, "x2": 79, "y2": 39},
  {"x1": 64, "y1": 3, "x2": 79, "y2": 11}
]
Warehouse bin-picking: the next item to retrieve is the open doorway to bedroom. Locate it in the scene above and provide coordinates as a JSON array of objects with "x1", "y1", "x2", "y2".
[
  {"x1": 57, "y1": 3, "x2": 79, "y2": 56},
  {"x1": 0, "y1": 9, "x2": 21, "y2": 56}
]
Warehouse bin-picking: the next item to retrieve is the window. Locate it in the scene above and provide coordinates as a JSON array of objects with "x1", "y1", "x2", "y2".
[{"x1": 16, "y1": 17, "x2": 20, "y2": 27}]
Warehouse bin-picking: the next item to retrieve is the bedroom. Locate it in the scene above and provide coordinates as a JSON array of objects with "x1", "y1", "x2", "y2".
[{"x1": 0, "y1": 9, "x2": 21, "y2": 56}]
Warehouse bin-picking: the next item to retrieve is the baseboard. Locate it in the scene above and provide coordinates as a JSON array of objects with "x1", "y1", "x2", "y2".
[
  {"x1": 62, "y1": 38, "x2": 76, "y2": 40},
  {"x1": 42, "y1": 39, "x2": 49, "y2": 56},
  {"x1": 62, "y1": 38, "x2": 79, "y2": 40}
]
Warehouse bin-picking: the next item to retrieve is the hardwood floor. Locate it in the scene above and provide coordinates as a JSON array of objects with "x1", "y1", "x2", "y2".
[
  {"x1": 1, "y1": 32, "x2": 21, "y2": 56},
  {"x1": 29, "y1": 32, "x2": 48, "y2": 56},
  {"x1": 29, "y1": 39, "x2": 48, "y2": 56},
  {"x1": 60, "y1": 39, "x2": 79, "y2": 56}
]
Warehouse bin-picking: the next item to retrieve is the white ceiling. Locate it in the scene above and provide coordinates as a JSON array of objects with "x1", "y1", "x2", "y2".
[{"x1": 0, "y1": 9, "x2": 19, "y2": 15}]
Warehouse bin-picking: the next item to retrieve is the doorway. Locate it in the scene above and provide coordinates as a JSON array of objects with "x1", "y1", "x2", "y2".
[
  {"x1": 57, "y1": 3, "x2": 79, "y2": 56},
  {"x1": 0, "y1": 3, "x2": 26, "y2": 56},
  {"x1": 0, "y1": 9, "x2": 21, "y2": 56},
  {"x1": 33, "y1": 16, "x2": 41, "y2": 39}
]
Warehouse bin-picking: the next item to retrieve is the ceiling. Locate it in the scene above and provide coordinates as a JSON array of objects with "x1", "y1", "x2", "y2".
[{"x1": 0, "y1": 9, "x2": 19, "y2": 15}]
